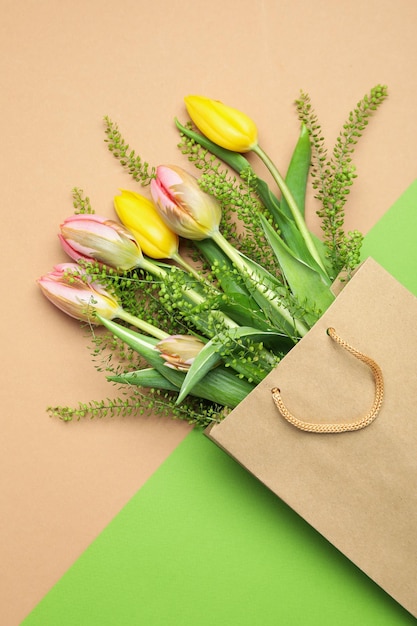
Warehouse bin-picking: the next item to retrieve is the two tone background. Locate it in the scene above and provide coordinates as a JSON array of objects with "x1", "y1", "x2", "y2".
[{"x1": 2, "y1": 1, "x2": 417, "y2": 623}]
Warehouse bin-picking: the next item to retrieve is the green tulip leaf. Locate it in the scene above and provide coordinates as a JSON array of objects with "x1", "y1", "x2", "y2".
[
  {"x1": 259, "y1": 214, "x2": 335, "y2": 320},
  {"x1": 175, "y1": 118, "x2": 249, "y2": 174},
  {"x1": 176, "y1": 325, "x2": 287, "y2": 404},
  {"x1": 111, "y1": 364, "x2": 254, "y2": 409},
  {"x1": 176, "y1": 339, "x2": 222, "y2": 405},
  {"x1": 109, "y1": 368, "x2": 181, "y2": 391},
  {"x1": 281, "y1": 123, "x2": 311, "y2": 220},
  {"x1": 96, "y1": 316, "x2": 159, "y2": 355},
  {"x1": 195, "y1": 239, "x2": 255, "y2": 298},
  {"x1": 96, "y1": 316, "x2": 183, "y2": 385},
  {"x1": 216, "y1": 299, "x2": 278, "y2": 332},
  {"x1": 269, "y1": 208, "x2": 331, "y2": 284}
]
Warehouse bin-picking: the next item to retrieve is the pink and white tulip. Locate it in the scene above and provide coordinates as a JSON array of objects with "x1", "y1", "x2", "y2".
[
  {"x1": 59, "y1": 214, "x2": 143, "y2": 270},
  {"x1": 156, "y1": 335, "x2": 205, "y2": 371},
  {"x1": 150, "y1": 165, "x2": 221, "y2": 240},
  {"x1": 37, "y1": 263, "x2": 121, "y2": 324}
]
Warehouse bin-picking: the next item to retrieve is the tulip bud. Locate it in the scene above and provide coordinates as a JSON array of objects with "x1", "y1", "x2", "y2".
[
  {"x1": 113, "y1": 189, "x2": 179, "y2": 259},
  {"x1": 184, "y1": 95, "x2": 258, "y2": 153},
  {"x1": 150, "y1": 165, "x2": 221, "y2": 240},
  {"x1": 37, "y1": 263, "x2": 121, "y2": 324},
  {"x1": 59, "y1": 214, "x2": 143, "y2": 270},
  {"x1": 156, "y1": 335, "x2": 205, "y2": 371}
]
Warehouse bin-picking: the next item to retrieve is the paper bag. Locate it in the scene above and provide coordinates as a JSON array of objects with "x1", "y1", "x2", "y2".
[{"x1": 207, "y1": 257, "x2": 417, "y2": 618}]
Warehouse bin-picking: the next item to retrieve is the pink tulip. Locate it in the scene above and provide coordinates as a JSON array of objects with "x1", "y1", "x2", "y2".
[
  {"x1": 150, "y1": 165, "x2": 221, "y2": 240},
  {"x1": 37, "y1": 263, "x2": 121, "y2": 324},
  {"x1": 156, "y1": 335, "x2": 206, "y2": 371},
  {"x1": 59, "y1": 214, "x2": 143, "y2": 270}
]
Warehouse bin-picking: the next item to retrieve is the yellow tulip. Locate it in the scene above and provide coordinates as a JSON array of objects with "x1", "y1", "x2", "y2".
[
  {"x1": 114, "y1": 189, "x2": 179, "y2": 259},
  {"x1": 184, "y1": 95, "x2": 258, "y2": 153}
]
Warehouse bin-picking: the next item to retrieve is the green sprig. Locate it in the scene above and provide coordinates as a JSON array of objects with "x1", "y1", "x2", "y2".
[
  {"x1": 72, "y1": 187, "x2": 94, "y2": 214},
  {"x1": 295, "y1": 85, "x2": 388, "y2": 276},
  {"x1": 47, "y1": 389, "x2": 224, "y2": 426},
  {"x1": 46, "y1": 90, "x2": 388, "y2": 422},
  {"x1": 178, "y1": 130, "x2": 277, "y2": 272}
]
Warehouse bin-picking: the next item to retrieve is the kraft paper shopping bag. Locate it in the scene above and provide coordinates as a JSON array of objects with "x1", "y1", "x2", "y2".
[{"x1": 207, "y1": 257, "x2": 417, "y2": 618}]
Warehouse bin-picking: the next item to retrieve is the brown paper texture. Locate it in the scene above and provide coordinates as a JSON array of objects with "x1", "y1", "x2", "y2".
[{"x1": 207, "y1": 257, "x2": 417, "y2": 618}]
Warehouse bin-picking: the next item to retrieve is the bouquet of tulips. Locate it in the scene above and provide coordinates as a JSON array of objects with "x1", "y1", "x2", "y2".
[{"x1": 38, "y1": 87, "x2": 387, "y2": 425}]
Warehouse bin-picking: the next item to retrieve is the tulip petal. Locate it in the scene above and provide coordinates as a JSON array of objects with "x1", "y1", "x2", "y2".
[
  {"x1": 151, "y1": 165, "x2": 221, "y2": 240},
  {"x1": 59, "y1": 215, "x2": 143, "y2": 270},
  {"x1": 184, "y1": 95, "x2": 258, "y2": 153},
  {"x1": 175, "y1": 339, "x2": 222, "y2": 404},
  {"x1": 114, "y1": 189, "x2": 179, "y2": 259},
  {"x1": 37, "y1": 265, "x2": 121, "y2": 323}
]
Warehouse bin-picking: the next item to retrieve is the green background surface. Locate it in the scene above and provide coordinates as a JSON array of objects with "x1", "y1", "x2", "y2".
[{"x1": 22, "y1": 181, "x2": 417, "y2": 625}]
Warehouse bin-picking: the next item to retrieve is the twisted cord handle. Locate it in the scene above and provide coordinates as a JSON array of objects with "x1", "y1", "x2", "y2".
[{"x1": 271, "y1": 328, "x2": 384, "y2": 434}]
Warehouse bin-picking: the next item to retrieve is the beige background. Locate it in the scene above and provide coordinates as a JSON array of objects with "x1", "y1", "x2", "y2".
[{"x1": 1, "y1": 1, "x2": 416, "y2": 624}]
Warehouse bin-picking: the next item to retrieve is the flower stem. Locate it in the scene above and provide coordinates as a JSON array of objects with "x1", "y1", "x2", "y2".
[
  {"x1": 140, "y1": 257, "x2": 167, "y2": 279},
  {"x1": 171, "y1": 252, "x2": 212, "y2": 287},
  {"x1": 211, "y1": 229, "x2": 309, "y2": 337},
  {"x1": 141, "y1": 255, "x2": 238, "y2": 330},
  {"x1": 252, "y1": 143, "x2": 328, "y2": 276},
  {"x1": 117, "y1": 308, "x2": 169, "y2": 340}
]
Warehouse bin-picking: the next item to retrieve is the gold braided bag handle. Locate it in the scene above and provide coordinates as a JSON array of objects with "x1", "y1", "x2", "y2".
[{"x1": 271, "y1": 327, "x2": 384, "y2": 434}]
